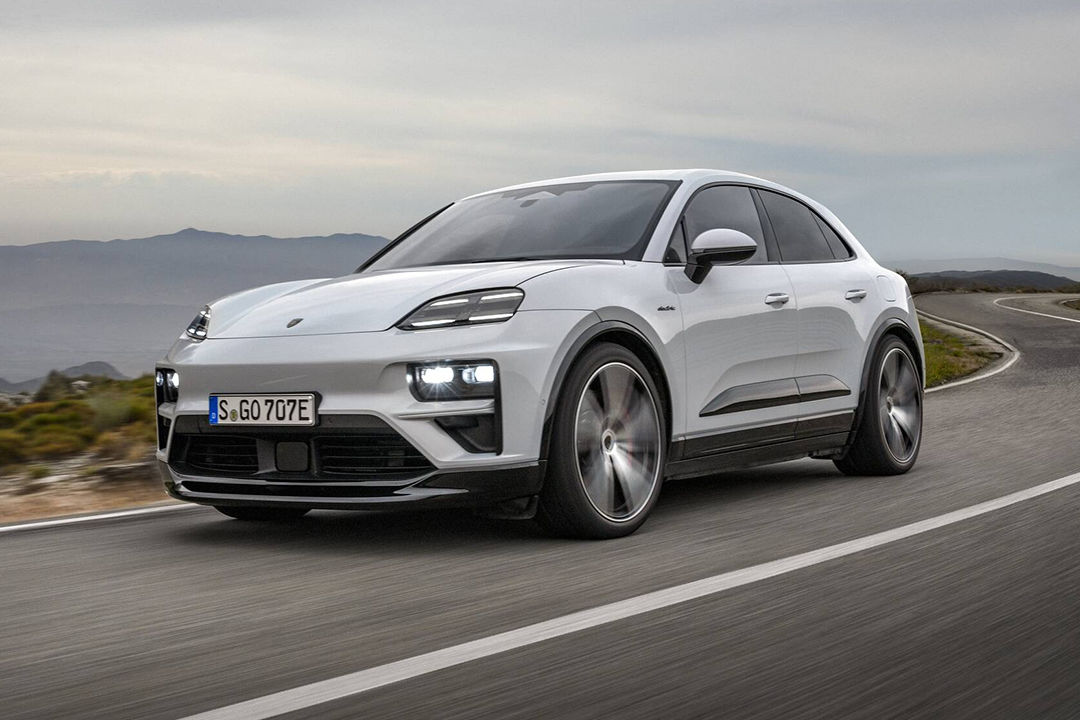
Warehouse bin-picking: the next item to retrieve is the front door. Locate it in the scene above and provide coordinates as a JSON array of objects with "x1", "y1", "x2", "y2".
[{"x1": 667, "y1": 184, "x2": 800, "y2": 453}]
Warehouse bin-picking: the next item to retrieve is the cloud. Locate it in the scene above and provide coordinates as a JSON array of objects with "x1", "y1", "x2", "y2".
[{"x1": 0, "y1": 0, "x2": 1078, "y2": 263}]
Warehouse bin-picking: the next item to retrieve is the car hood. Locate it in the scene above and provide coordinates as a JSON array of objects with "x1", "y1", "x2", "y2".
[{"x1": 208, "y1": 261, "x2": 591, "y2": 338}]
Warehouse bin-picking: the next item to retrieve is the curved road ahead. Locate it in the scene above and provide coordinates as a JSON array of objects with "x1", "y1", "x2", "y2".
[{"x1": 2, "y1": 293, "x2": 1079, "y2": 720}]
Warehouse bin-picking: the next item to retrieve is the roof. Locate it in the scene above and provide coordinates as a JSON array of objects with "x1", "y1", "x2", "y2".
[
  {"x1": 457, "y1": 168, "x2": 870, "y2": 259},
  {"x1": 463, "y1": 169, "x2": 769, "y2": 199}
]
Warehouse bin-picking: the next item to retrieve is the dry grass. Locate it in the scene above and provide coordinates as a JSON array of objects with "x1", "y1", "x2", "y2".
[
  {"x1": 921, "y1": 321, "x2": 999, "y2": 387},
  {"x1": 0, "y1": 473, "x2": 176, "y2": 524}
]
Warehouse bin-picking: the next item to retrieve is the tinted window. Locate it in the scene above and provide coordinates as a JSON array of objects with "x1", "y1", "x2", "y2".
[
  {"x1": 367, "y1": 180, "x2": 679, "y2": 270},
  {"x1": 758, "y1": 190, "x2": 835, "y2": 262},
  {"x1": 814, "y1": 215, "x2": 853, "y2": 259},
  {"x1": 680, "y1": 185, "x2": 767, "y2": 263}
]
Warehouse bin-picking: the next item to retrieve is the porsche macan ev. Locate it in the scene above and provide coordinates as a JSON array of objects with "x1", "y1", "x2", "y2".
[{"x1": 155, "y1": 170, "x2": 924, "y2": 538}]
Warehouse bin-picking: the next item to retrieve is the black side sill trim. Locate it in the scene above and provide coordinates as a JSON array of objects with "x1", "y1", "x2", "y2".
[
  {"x1": 700, "y1": 375, "x2": 850, "y2": 417},
  {"x1": 667, "y1": 432, "x2": 850, "y2": 480},
  {"x1": 679, "y1": 410, "x2": 854, "y2": 461},
  {"x1": 795, "y1": 374, "x2": 852, "y2": 403},
  {"x1": 700, "y1": 378, "x2": 799, "y2": 416}
]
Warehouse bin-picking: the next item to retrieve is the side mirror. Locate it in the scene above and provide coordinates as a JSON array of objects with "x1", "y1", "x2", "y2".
[{"x1": 685, "y1": 228, "x2": 758, "y2": 282}]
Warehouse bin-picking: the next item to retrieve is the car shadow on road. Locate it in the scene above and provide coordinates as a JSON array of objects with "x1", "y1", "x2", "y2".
[{"x1": 164, "y1": 458, "x2": 857, "y2": 554}]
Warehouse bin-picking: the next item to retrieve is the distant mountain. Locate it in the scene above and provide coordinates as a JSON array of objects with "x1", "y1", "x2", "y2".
[
  {"x1": 0, "y1": 229, "x2": 389, "y2": 381},
  {"x1": 0, "y1": 361, "x2": 127, "y2": 395},
  {"x1": 910, "y1": 270, "x2": 1078, "y2": 291},
  {"x1": 0, "y1": 228, "x2": 388, "y2": 310},
  {"x1": 885, "y1": 257, "x2": 1080, "y2": 282}
]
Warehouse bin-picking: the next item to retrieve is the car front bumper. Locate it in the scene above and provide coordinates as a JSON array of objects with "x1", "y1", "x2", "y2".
[
  {"x1": 159, "y1": 459, "x2": 545, "y2": 510},
  {"x1": 155, "y1": 309, "x2": 594, "y2": 508}
]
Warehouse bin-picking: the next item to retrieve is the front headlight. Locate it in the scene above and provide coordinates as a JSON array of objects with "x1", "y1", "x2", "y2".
[
  {"x1": 408, "y1": 361, "x2": 498, "y2": 401},
  {"x1": 397, "y1": 288, "x2": 525, "y2": 330},
  {"x1": 155, "y1": 369, "x2": 180, "y2": 403},
  {"x1": 186, "y1": 305, "x2": 211, "y2": 340}
]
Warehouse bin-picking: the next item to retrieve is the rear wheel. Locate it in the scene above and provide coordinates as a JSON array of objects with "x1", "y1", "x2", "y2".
[
  {"x1": 214, "y1": 506, "x2": 310, "y2": 522},
  {"x1": 835, "y1": 336, "x2": 922, "y2": 476},
  {"x1": 537, "y1": 343, "x2": 666, "y2": 539}
]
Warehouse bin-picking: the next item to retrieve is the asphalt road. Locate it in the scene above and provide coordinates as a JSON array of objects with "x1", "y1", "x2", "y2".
[{"x1": 2, "y1": 293, "x2": 1079, "y2": 720}]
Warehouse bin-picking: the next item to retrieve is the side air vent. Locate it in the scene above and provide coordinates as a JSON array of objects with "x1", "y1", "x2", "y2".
[{"x1": 313, "y1": 434, "x2": 431, "y2": 477}]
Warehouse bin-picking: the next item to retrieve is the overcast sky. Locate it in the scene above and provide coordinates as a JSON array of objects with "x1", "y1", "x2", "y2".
[{"x1": 1, "y1": 0, "x2": 1078, "y2": 263}]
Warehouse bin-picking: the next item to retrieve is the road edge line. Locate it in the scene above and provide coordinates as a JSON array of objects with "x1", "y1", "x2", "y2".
[
  {"x1": 917, "y1": 309, "x2": 1020, "y2": 393},
  {"x1": 0, "y1": 503, "x2": 195, "y2": 535},
  {"x1": 993, "y1": 296, "x2": 1080, "y2": 325}
]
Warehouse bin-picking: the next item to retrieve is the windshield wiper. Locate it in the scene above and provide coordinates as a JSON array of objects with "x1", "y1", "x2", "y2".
[{"x1": 466, "y1": 256, "x2": 552, "y2": 263}]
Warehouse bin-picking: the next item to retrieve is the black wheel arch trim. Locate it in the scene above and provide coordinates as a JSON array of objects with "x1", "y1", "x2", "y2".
[
  {"x1": 848, "y1": 315, "x2": 923, "y2": 448},
  {"x1": 538, "y1": 318, "x2": 673, "y2": 466}
]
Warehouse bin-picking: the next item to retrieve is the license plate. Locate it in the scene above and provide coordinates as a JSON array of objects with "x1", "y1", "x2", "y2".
[{"x1": 209, "y1": 394, "x2": 316, "y2": 426}]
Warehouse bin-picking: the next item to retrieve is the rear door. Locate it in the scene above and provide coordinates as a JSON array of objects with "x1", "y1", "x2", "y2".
[
  {"x1": 667, "y1": 185, "x2": 799, "y2": 451},
  {"x1": 755, "y1": 189, "x2": 877, "y2": 421}
]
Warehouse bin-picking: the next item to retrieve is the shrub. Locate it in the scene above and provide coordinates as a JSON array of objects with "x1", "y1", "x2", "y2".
[
  {"x1": 0, "y1": 429, "x2": 26, "y2": 465},
  {"x1": 33, "y1": 370, "x2": 72, "y2": 402},
  {"x1": 92, "y1": 429, "x2": 130, "y2": 460},
  {"x1": 87, "y1": 392, "x2": 140, "y2": 433},
  {"x1": 24, "y1": 426, "x2": 91, "y2": 457},
  {"x1": 0, "y1": 375, "x2": 159, "y2": 468},
  {"x1": 15, "y1": 402, "x2": 61, "y2": 420}
]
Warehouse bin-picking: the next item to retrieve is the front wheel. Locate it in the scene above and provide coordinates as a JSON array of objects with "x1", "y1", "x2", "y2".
[
  {"x1": 214, "y1": 506, "x2": 310, "y2": 522},
  {"x1": 537, "y1": 343, "x2": 667, "y2": 539},
  {"x1": 835, "y1": 336, "x2": 923, "y2": 476}
]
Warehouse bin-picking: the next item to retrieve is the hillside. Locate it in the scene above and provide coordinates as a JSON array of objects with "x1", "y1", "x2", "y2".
[
  {"x1": 0, "y1": 361, "x2": 126, "y2": 394},
  {"x1": 910, "y1": 270, "x2": 1078, "y2": 291},
  {"x1": 887, "y1": 257, "x2": 1080, "y2": 282},
  {"x1": 0, "y1": 229, "x2": 388, "y2": 381},
  {"x1": 0, "y1": 228, "x2": 387, "y2": 310}
]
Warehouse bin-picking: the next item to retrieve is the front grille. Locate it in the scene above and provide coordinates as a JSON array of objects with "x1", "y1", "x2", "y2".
[
  {"x1": 168, "y1": 415, "x2": 433, "y2": 481},
  {"x1": 182, "y1": 435, "x2": 259, "y2": 474},
  {"x1": 314, "y1": 435, "x2": 431, "y2": 477}
]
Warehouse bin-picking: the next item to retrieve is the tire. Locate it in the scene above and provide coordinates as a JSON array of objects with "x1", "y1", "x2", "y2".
[
  {"x1": 834, "y1": 336, "x2": 923, "y2": 476},
  {"x1": 214, "y1": 506, "x2": 310, "y2": 522},
  {"x1": 536, "y1": 343, "x2": 667, "y2": 539}
]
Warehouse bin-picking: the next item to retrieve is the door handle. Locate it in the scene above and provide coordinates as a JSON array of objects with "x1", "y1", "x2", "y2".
[
  {"x1": 765, "y1": 293, "x2": 790, "y2": 306},
  {"x1": 845, "y1": 289, "x2": 868, "y2": 301}
]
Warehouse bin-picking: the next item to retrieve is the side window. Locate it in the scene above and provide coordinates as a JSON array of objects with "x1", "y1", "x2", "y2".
[
  {"x1": 680, "y1": 185, "x2": 767, "y2": 263},
  {"x1": 814, "y1": 214, "x2": 853, "y2": 259},
  {"x1": 758, "y1": 190, "x2": 835, "y2": 262}
]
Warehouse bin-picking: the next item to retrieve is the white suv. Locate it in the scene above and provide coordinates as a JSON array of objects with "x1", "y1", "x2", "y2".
[{"x1": 156, "y1": 170, "x2": 923, "y2": 538}]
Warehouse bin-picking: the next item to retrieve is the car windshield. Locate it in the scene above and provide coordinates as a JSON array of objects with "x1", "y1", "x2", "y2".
[{"x1": 365, "y1": 180, "x2": 679, "y2": 270}]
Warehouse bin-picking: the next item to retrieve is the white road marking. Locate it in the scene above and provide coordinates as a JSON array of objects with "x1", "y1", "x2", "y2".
[
  {"x1": 917, "y1": 310, "x2": 1020, "y2": 393},
  {"x1": 994, "y1": 296, "x2": 1080, "y2": 325},
  {"x1": 0, "y1": 503, "x2": 194, "y2": 535},
  {"x1": 180, "y1": 469, "x2": 1080, "y2": 720}
]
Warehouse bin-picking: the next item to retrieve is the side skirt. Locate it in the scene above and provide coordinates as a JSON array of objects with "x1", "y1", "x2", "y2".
[{"x1": 665, "y1": 411, "x2": 854, "y2": 480}]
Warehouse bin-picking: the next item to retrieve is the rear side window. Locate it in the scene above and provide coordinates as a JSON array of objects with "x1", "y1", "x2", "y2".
[
  {"x1": 679, "y1": 185, "x2": 767, "y2": 263},
  {"x1": 814, "y1": 215, "x2": 853, "y2": 259},
  {"x1": 758, "y1": 190, "x2": 835, "y2": 262}
]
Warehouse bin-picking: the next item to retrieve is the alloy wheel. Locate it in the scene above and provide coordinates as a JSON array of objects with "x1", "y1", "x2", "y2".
[
  {"x1": 878, "y1": 347, "x2": 921, "y2": 462},
  {"x1": 574, "y1": 361, "x2": 662, "y2": 522}
]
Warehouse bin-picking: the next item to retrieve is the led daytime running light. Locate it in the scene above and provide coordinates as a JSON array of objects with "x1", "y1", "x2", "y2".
[
  {"x1": 186, "y1": 305, "x2": 211, "y2": 340},
  {"x1": 398, "y1": 288, "x2": 524, "y2": 331}
]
